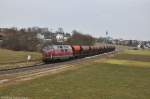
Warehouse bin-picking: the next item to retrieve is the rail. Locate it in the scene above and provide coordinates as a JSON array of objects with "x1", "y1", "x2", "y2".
[{"x1": 0, "y1": 50, "x2": 118, "y2": 75}]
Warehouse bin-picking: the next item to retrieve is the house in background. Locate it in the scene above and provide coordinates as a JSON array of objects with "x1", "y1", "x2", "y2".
[
  {"x1": 0, "y1": 32, "x2": 6, "y2": 47},
  {"x1": 37, "y1": 32, "x2": 71, "y2": 43},
  {"x1": 37, "y1": 32, "x2": 53, "y2": 41}
]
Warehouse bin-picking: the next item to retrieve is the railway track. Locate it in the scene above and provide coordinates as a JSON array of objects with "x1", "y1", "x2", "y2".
[{"x1": 0, "y1": 51, "x2": 117, "y2": 75}]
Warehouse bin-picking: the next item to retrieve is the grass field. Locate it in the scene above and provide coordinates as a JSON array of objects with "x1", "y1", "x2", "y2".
[
  {"x1": 0, "y1": 48, "x2": 42, "y2": 69},
  {"x1": 0, "y1": 49, "x2": 150, "y2": 99},
  {"x1": 124, "y1": 49, "x2": 150, "y2": 56},
  {"x1": 0, "y1": 49, "x2": 42, "y2": 64}
]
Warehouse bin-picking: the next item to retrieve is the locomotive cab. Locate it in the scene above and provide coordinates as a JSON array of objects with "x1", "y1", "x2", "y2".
[{"x1": 42, "y1": 45, "x2": 73, "y2": 62}]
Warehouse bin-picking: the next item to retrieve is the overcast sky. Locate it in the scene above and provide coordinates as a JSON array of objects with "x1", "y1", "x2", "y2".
[{"x1": 0, "y1": 0, "x2": 150, "y2": 40}]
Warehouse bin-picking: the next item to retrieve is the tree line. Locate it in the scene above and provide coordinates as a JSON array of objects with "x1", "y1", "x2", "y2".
[{"x1": 0, "y1": 28, "x2": 96, "y2": 51}]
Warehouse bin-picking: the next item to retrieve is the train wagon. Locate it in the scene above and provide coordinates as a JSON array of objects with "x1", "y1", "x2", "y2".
[
  {"x1": 80, "y1": 46, "x2": 90, "y2": 57},
  {"x1": 71, "y1": 45, "x2": 81, "y2": 58},
  {"x1": 90, "y1": 45, "x2": 100, "y2": 55}
]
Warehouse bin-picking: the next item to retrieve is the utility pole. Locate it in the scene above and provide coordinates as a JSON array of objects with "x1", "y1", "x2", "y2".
[{"x1": 105, "y1": 30, "x2": 109, "y2": 44}]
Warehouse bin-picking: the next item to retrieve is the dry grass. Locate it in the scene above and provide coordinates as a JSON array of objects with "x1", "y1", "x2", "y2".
[{"x1": 0, "y1": 49, "x2": 42, "y2": 69}]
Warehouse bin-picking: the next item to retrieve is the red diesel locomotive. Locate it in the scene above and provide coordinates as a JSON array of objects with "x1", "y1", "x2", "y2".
[{"x1": 42, "y1": 44, "x2": 115, "y2": 63}]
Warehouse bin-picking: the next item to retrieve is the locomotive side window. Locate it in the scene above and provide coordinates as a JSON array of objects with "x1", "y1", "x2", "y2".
[
  {"x1": 64, "y1": 46, "x2": 69, "y2": 49},
  {"x1": 56, "y1": 45, "x2": 63, "y2": 49},
  {"x1": 58, "y1": 45, "x2": 64, "y2": 52},
  {"x1": 53, "y1": 45, "x2": 58, "y2": 50},
  {"x1": 56, "y1": 46, "x2": 59, "y2": 49},
  {"x1": 63, "y1": 45, "x2": 69, "y2": 52},
  {"x1": 60, "y1": 46, "x2": 63, "y2": 49}
]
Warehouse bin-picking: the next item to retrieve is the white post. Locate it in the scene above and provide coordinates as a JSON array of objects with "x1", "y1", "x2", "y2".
[{"x1": 27, "y1": 55, "x2": 31, "y2": 63}]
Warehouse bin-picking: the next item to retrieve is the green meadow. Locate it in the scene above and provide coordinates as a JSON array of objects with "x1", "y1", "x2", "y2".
[
  {"x1": 0, "y1": 49, "x2": 42, "y2": 69},
  {"x1": 124, "y1": 49, "x2": 150, "y2": 56},
  {"x1": 0, "y1": 49, "x2": 42, "y2": 64},
  {"x1": 0, "y1": 49, "x2": 150, "y2": 99}
]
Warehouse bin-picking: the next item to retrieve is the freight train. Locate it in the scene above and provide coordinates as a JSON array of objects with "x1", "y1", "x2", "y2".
[{"x1": 42, "y1": 44, "x2": 115, "y2": 63}]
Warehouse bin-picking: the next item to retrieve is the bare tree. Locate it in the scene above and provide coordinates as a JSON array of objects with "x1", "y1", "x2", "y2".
[{"x1": 2, "y1": 31, "x2": 40, "y2": 51}]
